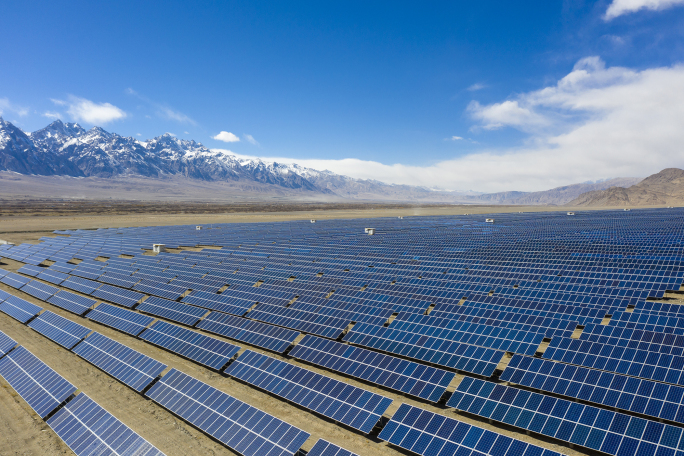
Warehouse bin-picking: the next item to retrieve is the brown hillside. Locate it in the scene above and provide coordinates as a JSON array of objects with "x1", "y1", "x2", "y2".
[{"x1": 570, "y1": 168, "x2": 684, "y2": 206}]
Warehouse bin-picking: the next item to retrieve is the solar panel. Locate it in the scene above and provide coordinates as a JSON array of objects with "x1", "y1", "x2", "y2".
[
  {"x1": 20, "y1": 280, "x2": 59, "y2": 300},
  {"x1": 85, "y1": 303, "x2": 154, "y2": 336},
  {"x1": 225, "y1": 349, "x2": 392, "y2": 433},
  {"x1": 91, "y1": 283, "x2": 144, "y2": 308},
  {"x1": 1, "y1": 272, "x2": 32, "y2": 289},
  {"x1": 307, "y1": 440, "x2": 359, "y2": 456},
  {"x1": 197, "y1": 312, "x2": 299, "y2": 353},
  {"x1": 0, "y1": 330, "x2": 17, "y2": 357},
  {"x1": 145, "y1": 368, "x2": 310, "y2": 456},
  {"x1": 28, "y1": 310, "x2": 91, "y2": 349},
  {"x1": 0, "y1": 295, "x2": 43, "y2": 323},
  {"x1": 344, "y1": 323, "x2": 505, "y2": 377},
  {"x1": 72, "y1": 332, "x2": 166, "y2": 392},
  {"x1": 47, "y1": 393, "x2": 166, "y2": 456},
  {"x1": 139, "y1": 320, "x2": 239, "y2": 370},
  {"x1": 182, "y1": 291, "x2": 252, "y2": 316},
  {"x1": 448, "y1": 376, "x2": 684, "y2": 456},
  {"x1": 47, "y1": 290, "x2": 96, "y2": 315},
  {"x1": 61, "y1": 276, "x2": 101, "y2": 294},
  {"x1": 136, "y1": 296, "x2": 207, "y2": 326},
  {"x1": 289, "y1": 335, "x2": 454, "y2": 402},
  {"x1": 248, "y1": 303, "x2": 350, "y2": 339},
  {"x1": 0, "y1": 346, "x2": 77, "y2": 418},
  {"x1": 379, "y1": 403, "x2": 562, "y2": 456},
  {"x1": 0, "y1": 289, "x2": 10, "y2": 302},
  {"x1": 17, "y1": 264, "x2": 44, "y2": 277},
  {"x1": 36, "y1": 269, "x2": 69, "y2": 285},
  {"x1": 133, "y1": 280, "x2": 188, "y2": 300}
]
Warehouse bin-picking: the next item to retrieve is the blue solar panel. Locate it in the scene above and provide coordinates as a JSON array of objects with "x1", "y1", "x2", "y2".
[
  {"x1": 134, "y1": 280, "x2": 188, "y2": 300},
  {"x1": 47, "y1": 290, "x2": 96, "y2": 315},
  {"x1": 289, "y1": 335, "x2": 454, "y2": 402},
  {"x1": 248, "y1": 303, "x2": 350, "y2": 339},
  {"x1": 344, "y1": 323, "x2": 504, "y2": 377},
  {"x1": 225, "y1": 350, "x2": 392, "y2": 433},
  {"x1": 61, "y1": 276, "x2": 101, "y2": 294},
  {"x1": 0, "y1": 289, "x2": 10, "y2": 302},
  {"x1": 1, "y1": 272, "x2": 32, "y2": 289},
  {"x1": 72, "y1": 332, "x2": 166, "y2": 392},
  {"x1": 47, "y1": 393, "x2": 166, "y2": 456},
  {"x1": 448, "y1": 376, "x2": 684, "y2": 456},
  {"x1": 136, "y1": 296, "x2": 207, "y2": 326},
  {"x1": 146, "y1": 368, "x2": 310, "y2": 456},
  {"x1": 182, "y1": 291, "x2": 252, "y2": 316},
  {"x1": 28, "y1": 310, "x2": 92, "y2": 349},
  {"x1": 0, "y1": 330, "x2": 17, "y2": 357},
  {"x1": 20, "y1": 280, "x2": 60, "y2": 300},
  {"x1": 85, "y1": 303, "x2": 154, "y2": 336},
  {"x1": 140, "y1": 320, "x2": 239, "y2": 370},
  {"x1": 307, "y1": 440, "x2": 359, "y2": 456},
  {"x1": 90, "y1": 284, "x2": 144, "y2": 308},
  {"x1": 197, "y1": 312, "x2": 299, "y2": 353},
  {"x1": 36, "y1": 269, "x2": 69, "y2": 285},
  {"x1": 0, "y1": 346, "x2": 77, "y2": 418},
  {"x1": 379, "y1": 403, "x2": 562, "y2": 456},
  {"x1": 0, "y1": 295, "x2": 43, "y2": 323},
  {"x1": 17, "y1": 264, "x2": 44, "y2": 277}
]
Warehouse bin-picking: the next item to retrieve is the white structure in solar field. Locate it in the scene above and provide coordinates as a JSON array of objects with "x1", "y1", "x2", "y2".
[
  {"x1": 365, "y1": 228, "x2": 376, "y2": 235},
  {"x1": 152, "y1": 244, "x2": 166, "y2": 253},
  {"x1": 624, "y1": 208, "x2": 631, "y2": 211},
  {"x1": 567, "y1": 212, "x2": 575, "y2": 216},
  {"x1": 485, "y1": 218, "x2": 494, "y2": 223},
  {"x1": 398, "y1": 216, "x2": 403, "y2": 219},
  {"x1": 0, "y1": 239, "x2": 12, "y2": 245},
  {"x1": 196, "y1": 225, "x2": 202, "y2": 230},
  {"x1": 310, "y1": 219, "x2": 316, "y2": 223}
]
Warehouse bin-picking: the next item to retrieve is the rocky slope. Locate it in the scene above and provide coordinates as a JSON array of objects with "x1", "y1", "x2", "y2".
[{"x1": 570, "y1": 168, "x2": 684, "y2": 206}]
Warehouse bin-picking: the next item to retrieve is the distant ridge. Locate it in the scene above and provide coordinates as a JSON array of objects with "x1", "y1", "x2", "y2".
[{"x1": 570, "y1": 168, "x2": 684, "y2": 207}]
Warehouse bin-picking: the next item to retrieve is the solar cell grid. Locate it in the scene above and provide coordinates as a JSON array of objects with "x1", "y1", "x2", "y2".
[
  {"x1": 289, "y1": 335, "x2": 454, "y2": 402},
  {"x1": 196, "y1": 312, "x2": 299, "y2": 353},
  {"x1": 225, "y1": 349, "x2": 392, "y2": 433},
  {"x1": 136, "y1": 296, "x2": 207, "y2": 326},
  {"x1": 36, "y1": 269, "x2": 69, "y2": 285},
  {"x1": 28, "y1": 310, "x2": 92, "y2": 349},
  {"x1": 72, "y1": 332, "x2": 166, "y2": 392},
  {"x1": 47, "y1": 393, "x2": 166, "y2": 456},
  {"x1": 61, "y1": 276, "x2": 101, "y2": 294},
  {"x1": 448, "y1": 376, "x2": 684, "y2": 456},
  {"x1": 90, "y1": 283, "x2": 144, "y2": 308},
  {"x1": 307, "y1": 440, "x2": 359, "y2": 456},
  {"x1": 85, "y1": 303, "x2": 154, "y2": 336},
  {"x1": 1, "y1": 272, "x2": 32, "y2": 289},
  {"x1": 379, "y1": 403, "x2": 562, "y2": 456},
  {"x1": 17, "y1": 264, "x2": 44, "y2": 277},
  {"x1": 47, "y1": 290, "x2": 96, "y2": 315},
  {"x1": 139, "y1": 320, "x2": 239, "y2": 370},
  {"x1": 0, "y1": 294, "x2": 43, "y2": 323},
  {"x1": 0, "y1": 330, "x2": 17, "y2": 357},
  {"x1": 0, "y1": 346, "x2": 77, "y2": 418},
  {"x1": 145, "y1": 368, "x2": 310, "y2": 456}
]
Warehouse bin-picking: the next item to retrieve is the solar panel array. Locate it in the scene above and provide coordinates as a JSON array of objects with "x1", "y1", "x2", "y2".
[
  {"x1": 0, "y1": 294, "x2": 43, "y2": 323},
  {"x1": 145, "y1": 368, "x2": 310, "y2": 456},
  {"x1": 6, "y1": 208, "x2": 684, "y2": 455},
  {"x1": 225, "y1": 349, "x2": 392, "y2": 433},
  {"x1": 28, "y1": 310, "x2": 91, "y2": 349}
]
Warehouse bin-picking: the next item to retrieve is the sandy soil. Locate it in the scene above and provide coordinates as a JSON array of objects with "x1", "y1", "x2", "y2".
[{"x1": 0, "y1": 207, "x2": 618, "y2": 456}]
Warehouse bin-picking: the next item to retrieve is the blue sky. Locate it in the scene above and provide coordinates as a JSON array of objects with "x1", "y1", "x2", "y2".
[{"x1": 2, "y1": 1, "x2": 684, "y2": 192}]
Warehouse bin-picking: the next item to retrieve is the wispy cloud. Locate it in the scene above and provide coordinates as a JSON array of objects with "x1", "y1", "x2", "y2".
[
  {"x1": 604, "y1": 0, "x2": 684, "y2": 19},
  {"x1": 42, "y1": 111, "x2": 62, "y2": 120},
  {"x1": 243, "y1": 134, "x2": 259, "y2": 145},
  {"x1": 467, "y1": 83, "x2": 487, "y2": 91},
  {"x1": 445, "y1": 136, "x2": 463, "y2": 141},
  {"x1": 212, "y1": 131, "x2": 240, "y2": 143},
  {"x1": 51, "y1": 95, "x2": 126, "y2": 124},
  {"x1": 126, "y1": 88, "x2": 197, "y2": 125},
  {"x1": 215, "y1": 57, "x2": 684, "y2": 193},
  {"x1": 0, "y1": 97, "x2": 29, "y2": 117}
]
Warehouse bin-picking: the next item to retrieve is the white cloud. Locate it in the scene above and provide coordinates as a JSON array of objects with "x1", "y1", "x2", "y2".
[
  {"x1": 126, "y1": 88, "x2": 196, "y2": 125},
  {"x1": 467, "y1": 83, "x2": 487, "y2": 91},
  {"x1": 0, "y1": 98, "x2": 29, "y2": 117},
  {"x1": 243, "y1": 134, "x2": 259, "y2": 145},
  {"x1": 42, "y1": 111, "x2": 62, "y2": 120},
  {"x1": 52, "y1": 96, "x2": 126, "y2": 124},
  {"x1": 605, "y1": 0, "x2": 684, "y2": 19},
  {"x1": 216, "y1": 57, "x2": 684, "y2": 193},
  {"x1": 212, "y1": 131, "x2": 240, "y2": 143},
  {"x1": 446, "y1": 136, "x2": 464, "y2": 141}
]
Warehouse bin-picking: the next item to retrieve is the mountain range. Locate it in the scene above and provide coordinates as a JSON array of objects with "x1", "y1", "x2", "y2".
[{"x1": 0, "y1": 118, "x2": 643, "y2": 204}]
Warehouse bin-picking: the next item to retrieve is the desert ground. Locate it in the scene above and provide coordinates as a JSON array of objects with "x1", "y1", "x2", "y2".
[{"x1": 0, "y1": 201, "x2": 674, "y2": 456}]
